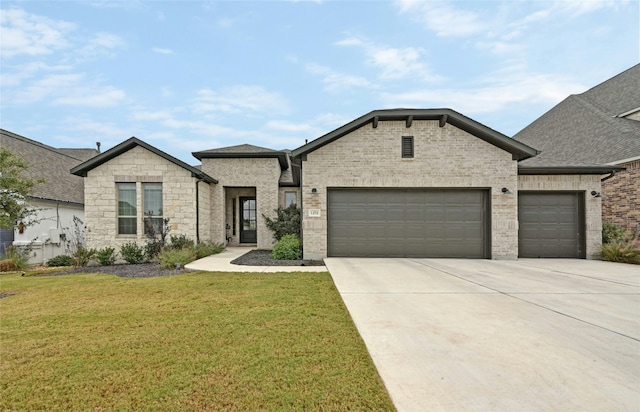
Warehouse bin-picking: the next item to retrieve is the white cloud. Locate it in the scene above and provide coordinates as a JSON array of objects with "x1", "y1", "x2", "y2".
[
  {"x1": 305, "y1": 63, "x2": 373, "y2": 92},
  {"x1": 395, "y1": 0, "x2": 487, "y2": 37},
  {"x1": 74, "y1": 32, "x2": 125, "y2": 62},
  {"x1": 53, "y1": 86, "x2": 126, "y2": 107},
  {"x1": 266, "y1": 120, "x2": 313, "y2": 132},
  {"x1": 335, "y1": 36, "x2": 443, "y2": 82},
  {"x1": 152, "y1": 47, "x2": 174, "y2": 55},
  {"x1": 192, "y1": 85, "x2": 290, "y2": 114},
  {"x1": 0, "y1": 8, "x2": 75, "y2": 58},
  {"x1": 381, "y1": 69, "x2": 586, "y2": 114}
]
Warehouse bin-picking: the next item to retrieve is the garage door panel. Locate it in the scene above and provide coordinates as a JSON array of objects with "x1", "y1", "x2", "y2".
[
  {"x1": 327, "y1": 189, "x2": 489, "y2": 258},
  {"x1": 518, "y1": 192, "x2": 585, "y2": 258}
]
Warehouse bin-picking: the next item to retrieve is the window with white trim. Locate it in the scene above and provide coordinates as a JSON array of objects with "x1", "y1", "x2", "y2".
[
  {"x1": 285, "y1": 191, "x2": 297, "y2": 206},
  {"x1": 117, "y1": 183, "x2": 137, "y2": 235},
  {"x1": 143, "y1": 183, "x2": 163, "y2": 236}
]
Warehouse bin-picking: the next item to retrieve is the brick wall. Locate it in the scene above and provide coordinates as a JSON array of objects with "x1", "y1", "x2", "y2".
[
  {"x1": 200, "y1": 157, "x2": 282, "y2": 249},
  {"x1": 602, "y1": 159, "x2": 640, "y2": 236},
  {"x1": 83, "y1": 145, "x2": 212, "y2": 250},
  {"x1": 517, "y1": 174, "x2": 603, "y2": 259},
  {"x1": 301, "y1": 120, "x2": 519, "y2": 259}
]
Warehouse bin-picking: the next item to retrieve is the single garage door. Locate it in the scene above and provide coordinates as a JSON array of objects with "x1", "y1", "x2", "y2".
[
  {"x1": 327, "y1": 188, "x2": 489, "y2": 258},
  {"x1": 518, "y1": 192, "x2": 585, "y2": 258}
]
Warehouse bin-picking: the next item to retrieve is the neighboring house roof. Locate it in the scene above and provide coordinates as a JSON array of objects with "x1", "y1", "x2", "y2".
[
  {"x1": 515, "y1": 64, "x2": 640, "y2": 167},
  {"x1": 291, "y1": 108, "x2": 540, "y2": 161},
  {"x1": 1, "y1": 128, "x2": 98, "y2": 205},
  {"x1": 71, "y1": 137, "x2": 218, "y2": 184},
  {"x1": 192, "y1": 144, "x2": 290, "y2": 170}
]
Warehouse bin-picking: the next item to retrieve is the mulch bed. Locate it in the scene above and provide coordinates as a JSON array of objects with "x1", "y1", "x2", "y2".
[
  {"x1": 24, "y1": 249, "x2": 324, "y2": 279},
  {"x1": 230, "y1": 249, "x2": 325, "y2": 267}
]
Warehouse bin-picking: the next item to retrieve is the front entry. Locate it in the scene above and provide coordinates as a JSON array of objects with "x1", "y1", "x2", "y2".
[{"x1": 240, "y1": 196, "x2": 257, "y2": 244}]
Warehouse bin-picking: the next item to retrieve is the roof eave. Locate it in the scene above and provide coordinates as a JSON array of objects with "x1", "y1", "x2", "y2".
[
  {"x1": 291, "y1": 108, "x2": 539, "y2": 161},
  {"x1": 192, "y1": 151, "x2": 289, "y2": 170},
  {"x1": 518, "y1": 165, "x2": 626, "y2": 175}
]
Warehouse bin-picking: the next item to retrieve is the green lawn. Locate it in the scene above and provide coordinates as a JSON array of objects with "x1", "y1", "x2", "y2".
[{"x1": 0, "y1": 271, "x2": 394, "y2": 411}]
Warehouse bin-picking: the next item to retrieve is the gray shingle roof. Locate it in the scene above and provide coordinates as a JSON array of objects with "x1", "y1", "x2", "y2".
[
  {"x1": 1, "y1": 129, "x2": 98, "y2": 205},
  {"x1": 515, "y1": 64, "x2": 640, "y2": 167},
  {"x1": 193, "y1": 144, "x2": 290, "y2": 170},
  {"x1": 195, "y1": 144, "x2": 279, "y2": 154}
]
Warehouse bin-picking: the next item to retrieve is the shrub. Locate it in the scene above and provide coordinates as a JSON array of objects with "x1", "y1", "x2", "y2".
[
  {"x1": 96, "y1": 247, "x2": 116, "y2": 266},
  {"x1": 1, "y1": 246, "x2": 31, "y2": 271},
  {"x1": 263, "y1": 204, "x2": 301, "y2": 241},
  {"x1": 73, "y1": 246, "x2": 97, "y2": 267},
  {"x1": 120, "y1": 242, "x2": 145, "y2": 264},
  {"x1": 158, "y1": 248, "x2": 196, "y2": 269},
  {"x1": 47, "y1": 254, "x2": 74, "y2": 267},
  {"x1": 602, "y1": 222, "x2": 633, "y2": 244},
  {"x1": 169, "y1": 234, "x2": 195, "y2": 250},
  {"x1": 602, "y1": 241, "x2": 640, "y2": 264},
  {"x1": 144, "y1": 238, "x2": 163, "y2": 261},
  {"x1": 271, "y1": 234, "x2": 302, "y2": 260},
  {"x1": 194, "y1": 241, "x2": 225, "y2": 259}
]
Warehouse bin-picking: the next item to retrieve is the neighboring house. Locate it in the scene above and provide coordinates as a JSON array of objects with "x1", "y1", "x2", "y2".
[
  {"x1": 1, "y1": 129, "x2": 99, "y2": 263},
  {"x1": 515, "y1": 64, "x2": 640, "y2": 239},
  {"x1": 72, "y1": 108, "x2": 620, "y2": 260}
]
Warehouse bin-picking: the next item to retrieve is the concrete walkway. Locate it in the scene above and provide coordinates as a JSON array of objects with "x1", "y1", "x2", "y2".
[
  {"x1": 326, "y1": 258, "x2": 640, "y2": 412},
  {"x1": 185, "y1": 247, "x2": 328, "y2": 272}
]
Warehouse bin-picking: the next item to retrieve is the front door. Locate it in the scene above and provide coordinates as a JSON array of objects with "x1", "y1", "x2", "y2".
[{"x1": 240, "y1": 197, "x2": 257, "y2": 244}]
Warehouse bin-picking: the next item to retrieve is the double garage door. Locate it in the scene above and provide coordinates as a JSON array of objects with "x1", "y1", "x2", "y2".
[
  {"x1": 327, "y1": 189, "x2": 490, "y2": 258},
  {"x1": 327, "y1": 189, "x2": 586, "y2": 259}
]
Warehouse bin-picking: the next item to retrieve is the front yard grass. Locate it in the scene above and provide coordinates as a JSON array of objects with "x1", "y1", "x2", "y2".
[{"x1": 0, "y1": 271, "x2": 394, "y2": 411}]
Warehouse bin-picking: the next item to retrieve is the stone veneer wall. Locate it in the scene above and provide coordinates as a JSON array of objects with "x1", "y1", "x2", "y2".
[
  {"x1": 517, "y1": 174, "x2": 603, "y2": 259},
  {"x1": 83, "y1": 146, "x2": 211, "y2": 250},
  {"x1": 200, "y1": 157, "x2": 281, "y2": 249},
  {"x1": 300, "y1": 120, "x2": 519, "y2": 260},
  {"x1": 602, "y1": 159, "x2": 640, "y2": 236}
]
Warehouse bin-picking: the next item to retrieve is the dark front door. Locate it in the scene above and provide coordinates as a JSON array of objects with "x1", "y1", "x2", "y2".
[{"x1": 240, "y1": 197, "x2": 257, "y2": 244}]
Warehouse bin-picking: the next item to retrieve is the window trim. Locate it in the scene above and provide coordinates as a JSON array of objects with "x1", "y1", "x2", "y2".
[
  {"x1": 285, "y1": 191, "x2": 297, "y2": 206},
  {"x1": 143, "y1": 183, "x2": 163, "y2": 237},
  {"x1": 117, "y1": 182, "x2": 137, "y2": 235}
]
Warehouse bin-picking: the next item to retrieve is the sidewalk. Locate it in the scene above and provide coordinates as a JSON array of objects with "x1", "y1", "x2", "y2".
[{"x1": 185, "y1": 247, "x2": 328, "y2": 272}]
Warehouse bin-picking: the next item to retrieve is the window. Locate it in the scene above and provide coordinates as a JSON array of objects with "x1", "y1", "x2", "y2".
[
  {"x1": 118, "y1": 183, "x2": 137, "y2": 235},
  {"x1": 143, "y1": 183, "x2": 163, "y2": 236},
  {"x1": 285, "y1": 191, "x2": 297, "y2": 206},
  {"x1": 402, "y1": 136, "x2": 414, "y2": 158}
]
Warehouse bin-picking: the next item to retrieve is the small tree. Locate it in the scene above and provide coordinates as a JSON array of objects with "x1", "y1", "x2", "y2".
[
  {"x1": 262, "y1": 204, "x2": 301, "y2": 241},
  {"x1": 0, "y1": 148, "x2": 44, "y2": 229}
]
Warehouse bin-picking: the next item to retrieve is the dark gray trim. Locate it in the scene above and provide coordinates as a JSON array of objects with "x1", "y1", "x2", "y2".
[
  {"x1": 70, "y1": 137, "x2": 218, "y2": 184},
  {"x1": 27, "y1": 196, "x2": 84, "y2": 208},
  {"x1": 291, "y1": 108, "x2": 539, "y2": 161},
  {"x1": 518, "y1": 165, "x2": 625, "y2": 175},
  {"x1": 192, "y1": 150, "x2": 289, "y2": 171}
]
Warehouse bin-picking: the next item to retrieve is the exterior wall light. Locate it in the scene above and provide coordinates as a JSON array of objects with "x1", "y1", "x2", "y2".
[
  {"x1": 591, "y1": 191, "x2": 602, "y2": 198},
  {"x1": 501, "y1": 187, "x2": 512, "y2": 194},
  {"x1": 311, "y1": 188, "x2": 318, "y2": 194}
]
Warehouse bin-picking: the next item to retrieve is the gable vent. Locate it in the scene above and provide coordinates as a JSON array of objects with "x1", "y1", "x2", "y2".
[{"x1": 402, "y1": 136, "x2": 414, "y2": 158}]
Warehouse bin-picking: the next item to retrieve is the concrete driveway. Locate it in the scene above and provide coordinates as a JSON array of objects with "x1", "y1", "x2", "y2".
[{"x1": 325, "y1": 258, "x2": 640, "y2": 411}]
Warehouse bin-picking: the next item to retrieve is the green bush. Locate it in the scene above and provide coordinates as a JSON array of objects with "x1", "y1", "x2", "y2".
[
  {"x1": 602, "y1": 241, "x2": 640, "y2": 264},
  {"x1": 47, "y1": 254, "x2": 74, "y2": 267},
  {"x1": 73, "y1": 247, "x2": 97, "y2": 267},
  {"x1": 144, "y1": 238, "x2": 163, "y2": 261},
  {"x1": 96, "y1": 247, "x2": 116, "y2": 266},
  {"x1": 271, "y1": 234, "x2": 302, "y2": 260},
  {"x1": 158, "y1": 248, "x2": 196, "y2": 269},
  {"x1": 120, "y1": 242, "x2": 145, "y2": 264},
  {"x1": 602, "y1": 222, "x2": 633, "y2": 244},
  {"x1": 263, "y1": 204, "x2": 301, "y2": 241},
  {"x1": 169, "y1": 234, "x2": 195, "y2": 250},
  {"x1": 194, "y1": 241, "x2": 225, "y2": 259}
]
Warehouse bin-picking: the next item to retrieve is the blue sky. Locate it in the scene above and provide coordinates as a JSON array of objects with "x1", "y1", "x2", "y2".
[{"x1": 1, "y1": 0, "x2": 638, "y2": 164}]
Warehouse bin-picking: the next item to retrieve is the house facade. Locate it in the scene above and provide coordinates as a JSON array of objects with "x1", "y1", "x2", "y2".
[
  {"x1": 72, "y1": 108, "x2": 619, "y2": 260},
  {"x1": 1, "y1": 129, "x2": 99, "y2": 263}
]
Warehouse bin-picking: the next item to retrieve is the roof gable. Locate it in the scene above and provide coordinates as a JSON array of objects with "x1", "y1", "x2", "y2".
[
  {"x1": 193, "y1": 144, "x2": 289, "y2": 170},
  {"x1": 291, "y1": 108, "x2": 538, "y2": 161},
  {"x1": 71, "y1": 137, "x2": 218, "y2": 184}
]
